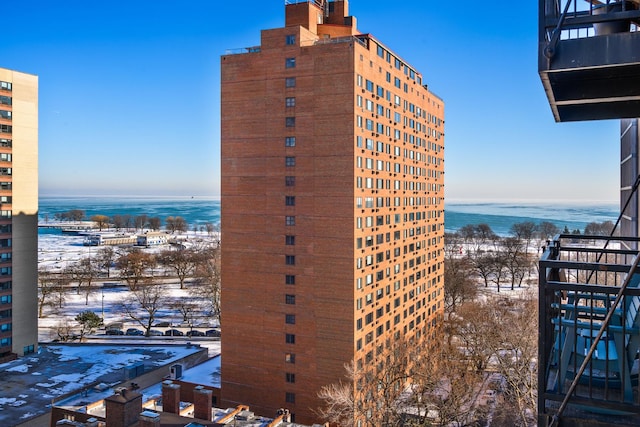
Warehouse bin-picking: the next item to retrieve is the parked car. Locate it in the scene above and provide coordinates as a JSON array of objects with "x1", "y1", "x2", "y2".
[
  {"x1": 205, "y1": 329, "x2": 221, "y2": 337},
  {"x1": 106, "y1": 329, "x2": 124, "y2": 335},
  {"x1": 126, "y1": 328, "x2": 144, "y2": 336},
  {"x1": 186, "y1": 330, "x2": 205, "y2": 337},
  {"x1": 164, "y1": 329, "x2": 184, "y2": 336},
  {"x1": 153, "y1": 321, "x2": 170, "y2": 327},
  {"x1": 147, "y1": 329, "x2": 163, "y2": 336}
]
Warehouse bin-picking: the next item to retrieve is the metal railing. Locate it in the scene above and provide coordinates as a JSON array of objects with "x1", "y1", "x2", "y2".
[
  {"x1": 224, "y1": 46, "x2": 261, "y2": 55},
  {"x1": 539, "y1": 234, "x2": 640, "y2": 424},
  {"x1": 314, "y1": 35, "x2": 368, "y2": 48},
  {"x1": 542, "y1": 0, "x2": 640, "y2": 47}
]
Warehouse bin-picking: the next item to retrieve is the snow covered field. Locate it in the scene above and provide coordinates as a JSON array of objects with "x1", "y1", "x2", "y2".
[
  {"x1": 0, "y1": 343, "x2": 205, "y2": 423},
  {"x1": 37, "y1": 231, "x2": 219, "y2": 341}
]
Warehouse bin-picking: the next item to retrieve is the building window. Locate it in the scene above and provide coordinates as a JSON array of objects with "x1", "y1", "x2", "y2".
[
  {"x1": 0, "y1": 139, "x2": 10, "y2": 147},
  {"x1": 285, "y1": 156, "x2": 296, "y2": 167},
  {"x1": 365, "y1": 119, "x2": 373, "y2": 131},
  {"x1": 285, "y1": 314, "x2": 296, "y2": 324},
  {"x1": 286, "y1": 275, "x2": 296, "y2": 285},
  {"x1": 365, "y1": 312, "x2": 373, "y2": 325},
  {"x1": 0, "y1": 125, "x2": 12, "y2": 134},
  {"x1": 0, "y1": 82, "x2": 11, "y2": 91},
  {"x1": 285, "y1": 294, "x2": 296, "y2": 305},
  {"x1": 285, "y1": 58, "x2": 296, "y2": 68},
  {"x1": 286, "y1": 235, "x2": 295, "y2": 245},
  {"x1": 286, "y1": 373, "x2": 296, "y2": 383},
  {"x1": 286, "y1": 34, "x2": 296, "y2": 45},
  {"x1": 23, "y1": 345, "x2": 35, "y2": 355},
  {"x1": 285, "y1": 176, "x2": 295, "y2": 186},
  {"x1": 285, "y1": 353, "x2": 296, "y2": 363},
  {"x1": 285, "y1": 136, "x2": 296, "y2": 147},
  {"x1": 286, "y1": 255, "x2": 295, "y2": 265},
  {"x1": 366, "y1": 80, "x2": 374, "y2": 92},
  {"x1": 286, "y1": 392, "x2": 296, "y2": 403},
  {"x1": 285, "y1": 196, "x2": 295, "y2": 206},
  {"x1": 0, "y1": 96, "x2": 11, "y2": 106},
  {"x1": 285, "y1": 216, "x2": 295, "y2": 226},
  {"x1": 286, "y1": 117, "x2": 296, "y2": 127},
  {"x1": 0, "y1": 110, "x2": 11, "y2": 120},
  {"x1": 285, "y1": 77, "x2": 296, "y2": 88},
  {"x1": 286, "y1": 97, "x2": 296, "y2": 107},
  {"x1": 286, "y1": 333, "x2": 296, "y2": 344}
]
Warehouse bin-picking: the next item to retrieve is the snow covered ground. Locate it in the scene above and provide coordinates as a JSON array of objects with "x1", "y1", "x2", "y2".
[
  {"x1": 37, "y1": 230, "x2": 219, "y2": 342},
  {"x1": 0, "y1": 343, "x2": 204, "y2": 424}
]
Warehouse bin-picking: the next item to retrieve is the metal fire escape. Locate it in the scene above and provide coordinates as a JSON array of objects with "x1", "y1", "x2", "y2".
[
  {"x1": 540, "y1": 0, "x2": 640, "y2": 122},
  {"x1": 539, "y1": 1, "x2": 640, "y2": 425}
]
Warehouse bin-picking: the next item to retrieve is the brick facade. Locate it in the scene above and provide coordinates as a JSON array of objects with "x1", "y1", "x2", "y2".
[{"x1": 221, "y1": 1, "x2": 445, "y2": 424}]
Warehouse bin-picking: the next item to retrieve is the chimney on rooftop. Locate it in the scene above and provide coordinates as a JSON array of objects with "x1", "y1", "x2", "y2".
[
  {"x1": 138, "y1": 410, "x2": 161, "y2": 427},
  {"x1": 105, "y1": 388, "x2": 142, "y2": 427},
  {"x1": 161, "y1": 380, "x2": 181, "y2": 414},
  {"x1": 193, "y1": 385, "x2": 213, "y2": 421}
]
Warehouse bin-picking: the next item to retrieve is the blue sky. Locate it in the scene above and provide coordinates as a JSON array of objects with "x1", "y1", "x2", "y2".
[{"x1": 4, "y1": 0, "x2": 619, "y2": 202}]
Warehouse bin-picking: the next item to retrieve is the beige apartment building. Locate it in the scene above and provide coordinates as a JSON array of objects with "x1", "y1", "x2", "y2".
[
  {"x1": 220, "y1": 1, "x2": 445, "y2": 423},
  {"x1": 0, "y1": 67, "x2": 38, "y2": 362}
]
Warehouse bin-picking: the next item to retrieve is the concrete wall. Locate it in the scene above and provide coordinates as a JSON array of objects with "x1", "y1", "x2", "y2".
[{"x1": 0, "y1": 67, "x2": 38, "y2": 358}]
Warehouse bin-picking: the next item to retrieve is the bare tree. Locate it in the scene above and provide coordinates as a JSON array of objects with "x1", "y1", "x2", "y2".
[
  {"x1": 111, "y1": 214, "x2": 126, "y2": 231},
  {"x1": 501, "y1": 237, "x2": 531, "y2": 290},
  {"x1": 453, "y1": 302, "x2": 500, "y2": 373},
  {"x1": 485, "y1": 297, "x2": 538, "y2": 427},
  {"x1": 54, "y1": 319, "x2": 77, "y2": 342},
  {"x1": 148, "y1": 216, "x2": 162, "y2": 231},
  {"x1": 536, "y1": 221, "x2": 559, "y2": 250},
  {"x1": 90, "y1": 214, "x2": 110, "y2": 231},
  {"x1": 116, "y1": 249, "x2": 156, "y2": 290},
  {"x1": 452, "y1": 297, "x2": 538, "y2": 427},
  {"x1": 584, "y1": 220, "x2": 615, "y2": 236},
  {"x1": 97, "y1": 246, "x2": 116, "y2": 278},
  {"x1": 54, "y1": 209, "x2": 85, "y2": 222},
  {"x1": 191, "y1": 245, "x2": 221, "y2": 322},
  {"x1": 122, "y1": 214, "x2": 134, "y2": 231},
  {"x1": 134, "y1": 214, "x2": 148, "y2": 231},
  {"x1": 317, "y1": 369, "x2": 356, "y2": 426},
  {"x1": 166, "y1": 216, "x2": 188, "y2": 233},
  {"x1": 444, "y1": 255, "x2": 476, "y2": 313},
  {"x1": 158, "y1": 248, "x2": 197, "y2": 289},
  {"x1": 165, "y1": 216, "x2": 177, "y2": 233},
  {"x1": 510, "y1": 221, "x2": 536, "y2": 253},
  {"x1": 120, "y1": 282, "x2": 166, "y2": 336},
  {"x1": 318, "y1": 331, "x2": 485, "y2": 427},
  {"x1": 408, "y1": 334, "x2": 485, "y2": 426},
  {"x1": 67, "y1": 257, "x2": 99, "y2": 304},
  {"x1": 38, "y1": 268, "x2": 59, "y2": 317},
  {"x1": 490, "y1": 252, "x2": 508, "y2": 293},
  {"x1": 471, "y1": 252, "x2": 494, "y2": 288},
  {"x1": 170, "y1": 299, "x2": 199, "y2": 325}
]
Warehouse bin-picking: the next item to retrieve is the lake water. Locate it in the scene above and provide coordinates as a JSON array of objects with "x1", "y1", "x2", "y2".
[{"x1": 38, "y1": 196, "x2": 619, "y2": 237}]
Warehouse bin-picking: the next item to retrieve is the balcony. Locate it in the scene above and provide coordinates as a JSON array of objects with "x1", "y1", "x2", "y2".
[
  {"x1": 538, "y1": 234, "x2": 640, "y2": 425},
  {"x1": 539, "y1": 0, "x2": 640, "y2": 121}
]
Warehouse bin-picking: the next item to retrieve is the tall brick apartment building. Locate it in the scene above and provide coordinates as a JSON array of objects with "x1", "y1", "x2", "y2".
[
  {"x1": 0, "y1": 68, "x2": 38, "y2": 362},
  {"x1": 220, "y1": 1, "x2": 445, "y2": 423}
]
